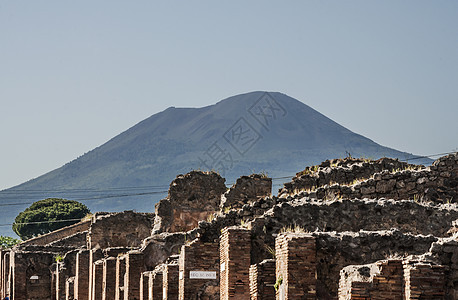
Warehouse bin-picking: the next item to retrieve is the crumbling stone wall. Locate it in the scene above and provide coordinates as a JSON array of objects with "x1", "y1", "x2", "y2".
[
  {"x1": 339, "y1": 258, "x2": 447, "y2": 300},
  {"x1": 18, "y1": 220, "x2": 91, "y2": 247},
  {"x1": 221, "y1": 174, "x2": 272, "y2": 210},
  {"x1": 279, "y1": 157, "x2": 420, "y2": 196},
  {"x1": 339, "y1": 260, "x2": 404, "y2": 299},
  {"x1": 88, "y1": 211, "x2": 154, "y2": 249},
  {"x1": 280, "y1": 154, "x2": 458, "y2": 204},
  {"x1": 153, "y1": 171, "x2": 226, "y2": 234}
]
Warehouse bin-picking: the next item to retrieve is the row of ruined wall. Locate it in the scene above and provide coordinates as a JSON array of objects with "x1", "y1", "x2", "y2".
[
  {"x1": 0, "y1": 153, "x2": 457, "y2": 299},
  {"x1": 280, "y1": 154, "x2": 458, "y2": 204}
]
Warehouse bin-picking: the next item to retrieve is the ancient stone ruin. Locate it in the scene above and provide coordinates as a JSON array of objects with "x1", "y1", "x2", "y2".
[{"x1": 0, "y1": 153, "x2": 457, "y2": 299}]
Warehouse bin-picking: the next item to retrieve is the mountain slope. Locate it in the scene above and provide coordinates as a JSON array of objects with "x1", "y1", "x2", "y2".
[{"x1": 0, "y1": 91, "x2": 429, "y2": 237}]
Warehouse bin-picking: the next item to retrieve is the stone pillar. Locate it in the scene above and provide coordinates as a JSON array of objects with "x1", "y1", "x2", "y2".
[
  {"x1": 178, "y1": 239, "x2": 219, "y2": 300},
  {"x1": 75, "y1": 249, "x2": 90, "y2": 300},
  {"x1": 163, "y1": 263, "x2": 179, "y2": 300},
  {"x1": 275, "y1": 233, "x2": 316, "y2": 300},
  {"x1": 66, "y1": 277, "x2": 75, "y2": 300},
  {"x1": 249, "y1": 259, "x2": 276, "y2": 300},
  {"x1": 102, "y1": 257, "x2": 117, "y2": 300},
  {"x1": 404, "y1": 261, "x2": 445, "y2": 299},
  {"x1": 220, "y1": 226, "x2": 251, "y2": 300},
  {"x1": 149, "y1": 268, "x2": 163, "y2": 300},
  {"x1": 140, "y1": 271, "x2": 150, "y2": 300},
  {"x1": 91, "y1": 260, "x2": 104, "y2": 300},
  {"x1": 89, "y1": 249, "x2": 103, "y2": 300},
  {"x1": 115, "y1": 255, "x2": 126, "y2": 300},
  {"x1": 123, "y1": 252, "x2": 145, "y2": 300}
]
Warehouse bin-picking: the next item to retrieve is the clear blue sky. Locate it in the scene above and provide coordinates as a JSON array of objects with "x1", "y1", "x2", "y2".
[{"x1": 1, "y1": 1, "x2": 457, "y2": 190}]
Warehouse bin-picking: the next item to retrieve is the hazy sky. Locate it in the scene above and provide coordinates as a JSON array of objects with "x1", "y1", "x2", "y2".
[{"x1": 1, "y1": 1, "x2": 457, "y2": 190}]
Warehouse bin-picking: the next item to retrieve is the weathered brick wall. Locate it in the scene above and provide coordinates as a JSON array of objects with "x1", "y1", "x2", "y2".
[
  {"x1": 88, "y1": 211, "x2": 154, "y2": 249},
  {"x1": 221, "y1": 174, "x2": 272, "y2": 210},
  {"x1": 140, "y1": 232, "x2": 188, "y2": 270},
  {"x1": 153, "y1": 171, "x2": 226, "y2": 234},
  {"x1": 123, "y1": 251, "x2": 145, "y2": 300},
  {"x1": 178, "y1": 239, "x2": 219, "y2": 300},
  {"x1": 10, "y1": 251, "x2": 55, "y2": 300},
  {"x1": 91, "y1": 260, "x2": 103, "y2": 300},
  {"x1": 220, "y1": 226, "x2": 251, "y2": 300},
  {"x1": 275, "y1": 233, "x2": 316, "y2": 300},
  {"x1": 115, "y1": 256, "x2": 126, "y2": 300},
  {"x1": 163, "y1": 262, "x2": 179, "y2": 300},
  {"x1": 48, "y1": 231, "x2": 88, "y2": 248},
  {"x1": 102, "y1": 257, "x2": 117, "y2": 300},
  {"x1": 248, "y1": 199, "x2": 458, "y2": 265},
  {"x1": 18, "y1": 220, "x2": 91, "y2": 247},
  {"x1": 75, "y1": 249, "x2": 90, "y2": 300},
  {"x1": 339, "y1": 260, "x2": 404, "y2": 300},
  {"x1": 249, "y1": 259, "x2": 276, "y2": 300},
  {"x1": 404, "y1": 261, "x2": 445, "y2": 299}
]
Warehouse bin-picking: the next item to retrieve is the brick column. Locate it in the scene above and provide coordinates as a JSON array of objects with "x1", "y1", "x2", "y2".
[
  {"x1": 140, "y1": 271, "x2": 150, "y2": 300},
  {"x1": 404, "y1": 261, "x2": 445, "y2": 299},
  {"x1": 249, "y1": 259, "x2": 276, "y2": 300},
  {"x1": 66, "y1": 277, "x2": 75, "y2": 300},
  {"x1": 89, "y1": 249, "x2": 103, "y2": 300},
  {"x1": 75, "y1": 250, "x2": 90, "y2": 300},
  {"x1": 115, "y1": 255, "x2": 126, "y2": 300},
  {"x1": 149, "y1": 268, "x2": 163, "y2": 300},
  {"x1": 220, "y1": 226, "x2": 251, "y2": 300},
  {"x1": 0, "y1": 250, "x2": 4, "y2": 298},
  {"x1": 91, "y1": 260, "x2": 104, "y2": 300},
  {"x1": 163, "y1": 263, "x2": 179, "y2": 300},
  {"x1": 123, "y1": 251, "x2": 145, "y2": 300},
  {"x1": 102, "y1": 257, "x2": 117, "y2": 300},
  {"x1": 275, "y1": 233, "x2": 316, "y2": 300},
  {"x1": 178, "y1": 239, "x2": 219, "y2": 300}
]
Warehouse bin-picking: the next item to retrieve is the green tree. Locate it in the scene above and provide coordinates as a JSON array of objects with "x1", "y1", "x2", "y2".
[
  {"x1": 0, "y1": 235, "x2": 21, "y2": 249},
  {"x1": 12, "y1": 198, "x2": 90, "y2": 240}
]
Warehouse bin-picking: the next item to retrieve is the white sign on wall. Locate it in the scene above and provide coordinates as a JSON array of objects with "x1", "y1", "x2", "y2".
[{"x1": 189, "y1": 271, "x2": 217, "y2": 279}]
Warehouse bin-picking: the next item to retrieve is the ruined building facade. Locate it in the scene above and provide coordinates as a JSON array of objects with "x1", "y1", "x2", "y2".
[{"x1": 1, "y1": 153, "x2": 457, "y2": 299}]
